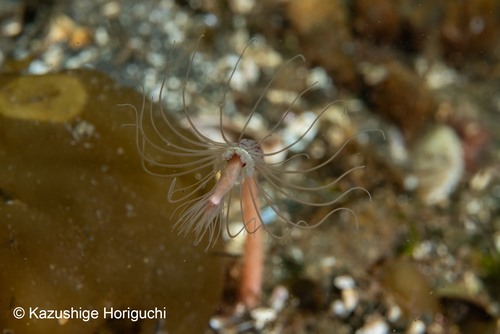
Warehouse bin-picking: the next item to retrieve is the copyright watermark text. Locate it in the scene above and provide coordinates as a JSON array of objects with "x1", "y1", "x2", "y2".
[{"x1": 12, "y1": 306, "x2": 167, "y2": 322}]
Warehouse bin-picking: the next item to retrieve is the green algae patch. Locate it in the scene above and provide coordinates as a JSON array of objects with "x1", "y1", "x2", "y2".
[
  {"x1": 0, "y1": 73, "x2": 87, "y2": 122},
  {"x1": 0, "y1": 69, "x2": 223, "y2": 334}
]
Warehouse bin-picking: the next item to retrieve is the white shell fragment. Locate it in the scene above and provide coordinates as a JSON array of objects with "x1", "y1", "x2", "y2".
[
  {"x1": 250, "y1": 307, "x2": 277, "y2": 331},
  {"x1": 331, "y1": 275, "x2": 359, "y2": 317},
  {"x1": 342, "y1": 288, "x2": 359, "y2": 313},
  {"x1": 413, "y1": 125, "x2": 464, "y2": 205}
]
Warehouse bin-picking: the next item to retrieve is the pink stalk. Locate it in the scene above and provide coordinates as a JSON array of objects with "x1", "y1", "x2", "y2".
[
  {"x1": 208, "y1": 155, "x2": 243, "y2": 208},
  {"x1": 239, "y1": 177, "x2": 264, "y2": 310}
]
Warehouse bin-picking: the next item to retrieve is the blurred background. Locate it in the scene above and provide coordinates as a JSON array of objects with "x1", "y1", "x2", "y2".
[{"x1": 1, "y1": 0, "x2": 500, "y2": 333}]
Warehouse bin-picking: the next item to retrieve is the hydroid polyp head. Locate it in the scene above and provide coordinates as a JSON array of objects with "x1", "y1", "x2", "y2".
[{"x1": 119, "y1": 35, "x2": 385, "y2": 251}]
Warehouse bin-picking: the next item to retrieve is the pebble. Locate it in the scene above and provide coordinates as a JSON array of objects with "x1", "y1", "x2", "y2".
[
  {"x1": 358, "y1": 62, "x2": 389, "y2": 86},
  {"x1": 101, "y1": 1, "x2": 121, "y2": 18},
  {"x1": 355, "y1": 318, "x2": 389, "y2": 334},
  {"x1": 464, "y1": 270, "x2": 483, "y2": 296},
  {"x1": 209, "y1": 315, "x2": 225, "y2": 330},
  {"x1": 27, "y1": 59, "x2": 49, "y2": 75},
  {"x1": 333, "y1": 275, "x2": 355, "y2": 290},
  {"x1": 386, "y1": 126, "x2": 409, "y2": 166},
  {"x1": 341, "y1": 288, "x2": 359, "y2": 313},
  {"x1": 425, "y1": 62, "x2": 461, "y2": 89},
  {"x1": 43, "y1": 44, "x2": 65, "y2": 69},
  {"x1": 282, "y1": 111, "x2": 320, "y2": 152},
  {"x1": 94, "y1": 26, "x2": 110, "y2": 46},
  {"x1": 412, "y1": 240, "x2": 434, "y2": 261},
  {"x1": 1, "y1": 18, "x2": 22, "y2": 37},
  {"x1": 330, "y1": 288, "x2": 359, "y2": 317},
  {"x1": 266, "y1": 89, "x2": 303, "y2": 106},
  {"x1": 219, "y1": 53, "x2": 259, "y2": 92},
  {"x1": 320, "y1": 256, "x2": 337, "y2": 273},
  {"x1": 307, "y1": 66, "x2": 335, "y2": 92},
  {"x1": 494, "y1": 232, "x2": 500, "y2": 253},
  {"x1": 0, "y1": 0, "x2": 24, "y2": 37},
  {"x1": 386, "y1": 305, "x2": 401, "y2": 323},
  {"x1": 270, "y1": 285, "x2": 289, "y2": 312},
  {"x1": 330, "y1": 299, "x2": 347, "y2": 317},
  {"x1": 229, "y1": 0, "x2": 256, "y2": 15},
  {"x1": 469, "y1": 167, "x2": 495, "y2": 192},
  {"x1": 407, "y1": 319, "x2": 426, "y2": 334}
]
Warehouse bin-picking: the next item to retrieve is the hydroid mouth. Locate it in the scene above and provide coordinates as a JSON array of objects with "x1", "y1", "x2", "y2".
[{"x1": 219, "y1": 145, "x2": 258, "y2": 183}]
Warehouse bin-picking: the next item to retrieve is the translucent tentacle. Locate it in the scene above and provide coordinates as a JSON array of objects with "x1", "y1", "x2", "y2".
[
  {"x1": 237, "y1": 54, "x2": 306, "y2": 147},
  {"x1": 181, "y1": 35, "x2": 226, "y2": 147},
  {"x1": 219, "y1": 38, "x2": 258, "y2": 146}
]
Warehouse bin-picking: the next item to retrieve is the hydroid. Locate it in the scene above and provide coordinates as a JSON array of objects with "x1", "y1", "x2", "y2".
[{"x1": 120, "y1": 36, "x2": 384, "y2": 251}]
